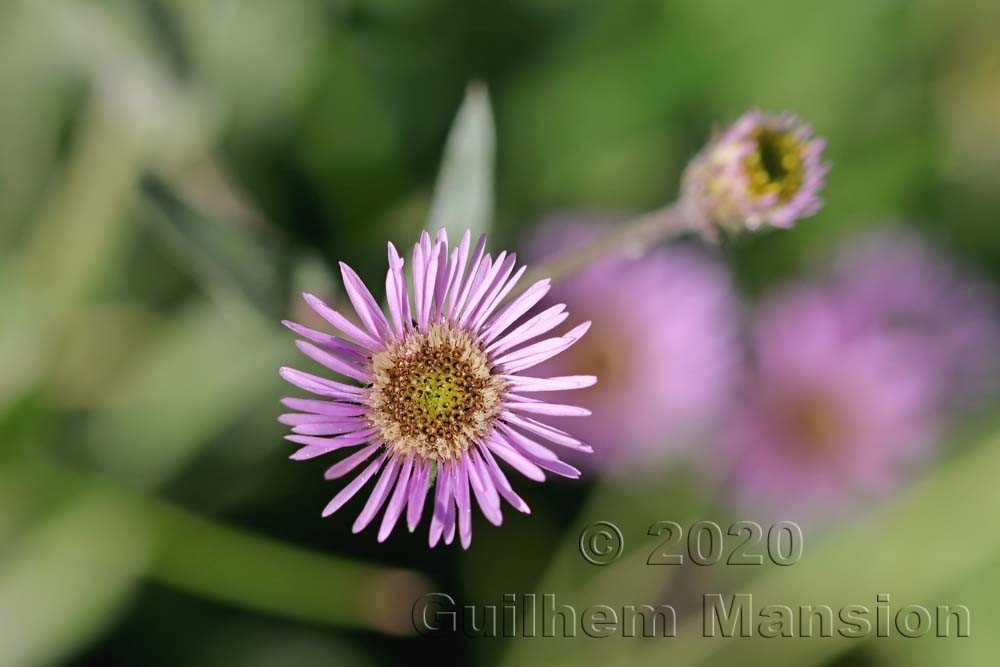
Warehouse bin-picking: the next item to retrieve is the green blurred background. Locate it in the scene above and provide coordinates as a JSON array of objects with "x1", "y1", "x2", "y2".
[{"x1": 3, "y1": 1, "x2": 1000, "y2": 665}]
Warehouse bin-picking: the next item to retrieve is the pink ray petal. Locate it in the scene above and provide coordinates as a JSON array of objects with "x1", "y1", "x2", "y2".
[
  {"x1": 321, "y1": 451, "x2": 388, "y2": 517},
  {"x1": 323, "y1": 442, "x2": 383, "y2": 479},
  {"x1": 339, "y1": 262, "x2": 392, "y2": 339},
  {"x1": 279, "y1": 367, "x2": 363, "y2": 399},
  {"x1": 406, "y1": 460, "x2": 431, "y2": 532},
  {"x1": 302, "y1": 293, "x2": 382, "y2": 350},
  {"x1": 466, "y1": 452, "x2": 502, "y2": 526},
  {"x1": 378, "y1": 455, "x2": 414, "y2": 542},
  {"x1": 295, "y1": 340, "x2": 371, "y2": 383},
  {"x1": 352, "y1": 455, "x2": 401, "y2": 533}
]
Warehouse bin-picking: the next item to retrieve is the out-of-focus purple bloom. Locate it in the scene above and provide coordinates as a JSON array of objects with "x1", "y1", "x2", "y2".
[
  {"x1": 279, "y1": 229, "x2": 596, "y2": 548},
  {"x1": 681, "y1": 109, "x2": 828, "y2": 234},
  {"x1": 725, "y1": 284, "x2": 939, "y2": 516},
  {"x1": 828, "y1": 229, "x2": 1000, "y2": 411},
  {"x1": 526, "y1": 218, "x2": 742, "y2": 475}
]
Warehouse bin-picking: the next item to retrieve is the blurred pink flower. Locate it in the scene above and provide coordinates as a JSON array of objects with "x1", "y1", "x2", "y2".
[
  {"x1": 725, "y1": 283, "x2": 939, "y2": 517},
  {"x1": 527, "y1": 218, "x2": 742, "y2": 475},
  {"x1": 828, "y1": 229, "x2": 1000, "y2": 411}
]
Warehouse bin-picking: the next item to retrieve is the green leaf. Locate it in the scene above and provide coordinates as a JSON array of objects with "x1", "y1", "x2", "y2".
[
  {"x1": 0, "y1": 489, "x2": 151, "y2": 667},
  {"x1": 79, "y1": 298, "x2": 287, "y2": 488},
  {"x1": 426, "y1": 82, "x2": 495, "y2": 242},
  {"x1": 513, "y1": 426, "x2": 1000, "y2": 667}
]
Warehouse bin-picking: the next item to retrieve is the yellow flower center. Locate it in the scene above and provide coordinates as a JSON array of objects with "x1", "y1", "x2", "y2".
[
  {"x1": 368, "y1": 323, "x2": 505, "y2": 461},
  {"x1": 410, "y1": 369, "x2": 469, "y2": 417},
  {"x1": 742, "y1": 126, "x2": 806, "y2": 202}
]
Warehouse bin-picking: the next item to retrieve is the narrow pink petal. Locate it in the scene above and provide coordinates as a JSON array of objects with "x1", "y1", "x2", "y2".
[
  {"x1": 377, "y1": 456, "x2": 414, "y2": 542},
  {"x1": 412, "y1": 241, "x2": 426, "y2": 331},
  {"x1": 450, "y1": 235, "x2": 488, "y2": 318},
  {"x1": 282, "y1": 321, "x2": 368, "y2": 360},
  {"x1": 279, "y1": 412, "x2": 355, "y2": 426},
  {"x1": 420, "y1": 242, "x2": 439, "y2": 330},
  {"x1": 463, "y1": 253, "x2": 518, "y2": 328},
  {"x1": 480, "y1": 279, "x2": 551, "y2": 343},
  {"x1": 471, "y1": 265, "x2": 526, "y2": 331},
  {"x1": 279, "y1": 367, "x2": 363, "y2": 399},
  {"x1": 522, "y1": 452, "x2": 581, "y2": 479},
  {"x1": 407, "y1": 460, "x2": 431, "y2": 532},
  {"x1": 442, "y1": 464, "x2": 458, "y2": 545},
  {"x1": 446, "y1": 230, "x2": 474, "y2": 316},
  {"x1": 485, "y1": 305, "x2": 568, "y2": 355},
  {"x1": 321, "y1": 451, "x2": 388, "y2": 517},
  {"x1": 493, "y1": 322, "x2": 591, "y2": 366},
  {"x1": 385, "y1": 244, "x2": 404, "y2": 333},
  {"x1": 497, "y1": 322, "x2": 592, "y2": 374},
  {"x1": 433, "y1": 231, "x2": 452, "y2": 317},
  {"x1": 291, "y1": 419, "x2": 368, "y2": 436},
  {"x1": 453, "y1": 255, "x2": 491, "y2": 323},
  {"x1": 459, "y1": 251, "x2": 511, "y2": 326},
  {"x1": 496, "y1": 423, "x2": 558, "y2": 461},
  {"x1": 502, "y1": 375, "x2": 598, "y2": 392},
  {"x1": 280, "y1": 397, "x2": 367, "y2": 416},
  {"x1": 504, "y1": 401, "x2": 592, "y2": 417},
  {"x1": 466, "y1": 452, "x2": 502, "y2": 526},
  {"x1": 454, "y1": 459, "x2": 473, "y2": 549},
  {"x1": 303, "y1": 293, "x2": 382, "y2": 350},
  {"x1": 501, "y1": 412, "x2": 592, "y2": 452},
  {"x1": 323, "y1": 442, "x2": 383, "y2": 479},
  {"x1": 487, "y1": 435, "x2": 546, "y2": 482},
  {"x1": 339, "y1": 262, "x2": 392, "y2": 339},
  {"x1": 458, "y1": 253, "x2": 501, "y2": 323},
  {"x1": 286, "y1": 411, "x2": 367, "y2": 428},
  {"x1": 428, "y1": 461, "x2": 453, "y2": 547},
  {"x1": 441, "y1": 245, "x2": 463, "y2": 318},
  {"x1": 477, "y1": 443, "x2": 531, "y2": 514},
  {"x1": 288, "y1": 429, "x2": 377, "y2": 460},
  {"x1": 386, "y1": 242, "x2": 411, "y2": 335},
  {"x1": 295, "y1": 341, "x2": 371, "y2": 383},
  {"x1": 352, "y1": 455, "x2": 401, "y2": 533}
]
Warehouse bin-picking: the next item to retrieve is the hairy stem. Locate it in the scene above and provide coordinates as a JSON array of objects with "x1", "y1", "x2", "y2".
[{"x1": 519, "y1": 204, "x2": 692, "y2": 291}]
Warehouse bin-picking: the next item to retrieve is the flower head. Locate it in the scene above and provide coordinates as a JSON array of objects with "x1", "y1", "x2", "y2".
[
  {"x1": 279, "y1": 229, "x2": 594, "y2": 548},
  {"x1": 526, "y1": 218, "x2": 741, "y2": 475},
  {"x1": 681, "y1": 109, "x2": 828, "y2": 234},
  {"x1": 724, "y1": 285, "x2": 938, "y2": 518},
  {"x1": 828, "y1": 229, "x2": 1000, "y2": 411}
]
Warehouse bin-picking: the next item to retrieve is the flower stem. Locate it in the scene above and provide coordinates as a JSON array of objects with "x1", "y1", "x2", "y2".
[{"x1": 520, "y1": 204, "x2": 691, "y2": 290}]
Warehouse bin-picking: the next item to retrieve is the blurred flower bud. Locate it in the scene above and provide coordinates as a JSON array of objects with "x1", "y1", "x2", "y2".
[{"x1": 681, "y1": 110, "x2": 828, "y2": 235}]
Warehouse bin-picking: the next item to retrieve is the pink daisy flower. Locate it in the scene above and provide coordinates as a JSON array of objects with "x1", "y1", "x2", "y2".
[
  {"x1": 828, "y1": 229, "x2": 1000, "y2": 411},
  {"x1": 279, "y1": 229, "x2": 595, "y2": 548},
  {"x1": 725, "y1": 284, "x2": 938, "y2": 518},
  {"x1": 526, "y1": 218, "x2": 742, "y2": 475},
  {"x1": 681, "y1": 109, "x2": 828, "y2": 234}
]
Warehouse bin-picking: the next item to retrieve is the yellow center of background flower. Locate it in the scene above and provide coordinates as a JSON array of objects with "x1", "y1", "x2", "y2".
[
  {"x1": 742, "y1": 126, "x2": 806, "y2": 202},
  {"x1": 780, "y1": 392, "x2": 845, "y2": 460}
]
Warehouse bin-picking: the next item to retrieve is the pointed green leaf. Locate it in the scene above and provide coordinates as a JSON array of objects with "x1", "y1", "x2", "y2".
[{"x1": 426, "y1": 82, "x2": 495, "y2": 241}]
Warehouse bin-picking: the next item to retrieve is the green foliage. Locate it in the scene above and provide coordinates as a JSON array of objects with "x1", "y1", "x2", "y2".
[{"x1": 1, "y1": 1, "x2": 999, "y2": 665}]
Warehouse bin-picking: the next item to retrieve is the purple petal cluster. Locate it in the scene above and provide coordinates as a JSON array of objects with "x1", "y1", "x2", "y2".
[
  {"x1": 526, "y1": 218, "x2": 742, "y2": 475},
  {"x1": 828, "y1": 229, "x2": 1000, "y2": 411},
  {"x1": 725, "y1": 230, "x2": 1000, "y2": 516},
  {"x1": 724, "y1": 284, "x2": 938, "y2": 516},
  {"x1": 279, "y1": 229, "x2": 595, "y2": 548}
]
